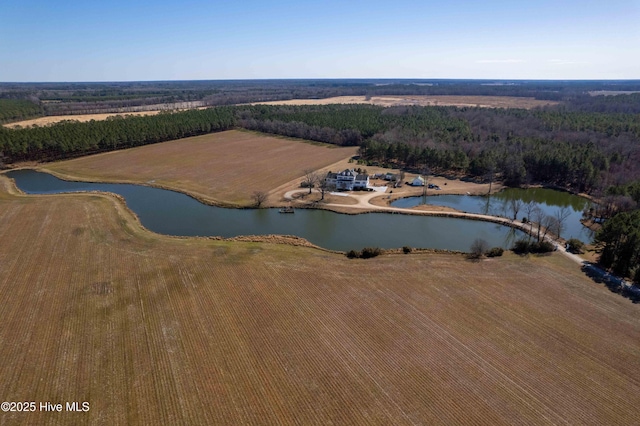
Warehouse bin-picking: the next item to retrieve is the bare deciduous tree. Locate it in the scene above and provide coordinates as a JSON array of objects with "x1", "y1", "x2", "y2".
[
  {"x1": 532, "y1": 206, "x2": 546, "y2": 242},
  {"x1": 542, "y1": 215, "x2": 558, "y2": 241},
  {"x1": 523, "y1": 201, "x2": 538, "y2": 239},
  {"x1": 524, "y1": 201, "x2": 537, "y2": 221},
  {"x1": 486, "y1": 162, "x2": 496, "y2": 195},
  {"x1": 509, "y1": 198, "x2": 524, "y2": 221},
  {"x1": 422, "y1": 167, "x2": 430, "y2": 196},
  {"x1": 553, "y1": 207, "x2": 571, "y2": 239},
  {"x1": 469, "y1": 238, "x2": 489, "y2": 259},
  {"x1": 319, "y1": 179, "x2": 333, "y2": 201},
  {"x1": 251, "y1": 191, "x2": 268, "y2": 208},
  {"x1": 302, "y1": 169, "x2": 318, "y2": 194}
]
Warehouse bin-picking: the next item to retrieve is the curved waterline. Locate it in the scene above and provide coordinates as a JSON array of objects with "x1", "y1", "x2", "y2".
[
  {"x1": 6, "y1": 169, "x2": 526, "y2": 252},
  {"x1": 391, "y1": 188, "x2": 594, "y2": 243}
]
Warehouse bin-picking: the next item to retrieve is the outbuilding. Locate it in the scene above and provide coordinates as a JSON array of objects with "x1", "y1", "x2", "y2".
[{"x1": 410, "y1": 176, "x2": 425, "y2": 186}]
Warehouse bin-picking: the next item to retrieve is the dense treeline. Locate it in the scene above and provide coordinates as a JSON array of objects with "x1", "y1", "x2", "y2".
[
  {"x1": 234, "y1": 104, "x2": 638, "y2": 192},
  {"x1": 596, "y1": 210, "x2": 640, "y2": 283},
  {"x1": 2, "y1": 103, "x2": 639, "y2": 194},
  {"x1": 239, "y1": 118, "x2": 365, "y2": 146},
  {"x1": 596, "y1": 180, "x2": 640, "y2": 281},
  {"x1": 0, "y1": 108, "x2": 234, "y2": 162},
  {"x1": 0, "y1": 99, "x2": 42, "y2": 123},
  {"x1": 607, "y1": 181, "x2": 640, "y2": 204},
  {"x1": 562, "y1": 93, "x2": 640, "y2": 114},
  {"x1": 535, "y1": 110, "x2": 640, "y2": 138},
  {"x1": 236, "y1": 104, "x2": 388, "y2": 143}
]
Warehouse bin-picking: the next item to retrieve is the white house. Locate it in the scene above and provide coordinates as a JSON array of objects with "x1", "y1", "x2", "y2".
[
  {"x1": 411, "y1": 176, "x2": 425, "y2": 186},
  {"x1": 325, "y1": 169, "x2": 369, "y2": 191}
]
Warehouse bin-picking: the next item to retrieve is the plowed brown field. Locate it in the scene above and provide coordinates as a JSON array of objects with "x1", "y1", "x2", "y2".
[
  {"x1": 1, "y1": 174, "x2": 639, "y2": 425},
  {"x1": 44, "y1": 130, "x2": 357, "y2": 206}
]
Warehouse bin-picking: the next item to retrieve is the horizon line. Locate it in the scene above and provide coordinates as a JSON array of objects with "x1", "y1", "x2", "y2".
[{"x1": 2, "y1": 77, "x2": 640, "y2": 84}]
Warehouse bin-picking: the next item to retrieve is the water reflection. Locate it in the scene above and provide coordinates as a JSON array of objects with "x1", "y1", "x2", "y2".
[{"x1": 391, "y1": 188, "x2": 594, "y2": 243}]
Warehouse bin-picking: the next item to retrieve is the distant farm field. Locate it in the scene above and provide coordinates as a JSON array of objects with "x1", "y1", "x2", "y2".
[
  {"x1": 45, "y1": 130, "x2": 357, "y2": 205},
  {"x1": 0, "y1": 175, "x2": 639, "y2": 425},
  {"x1": 254, "y1": 95, "x2": 559, "y2": 109},
  {"x1": 2, "y1": 95, "x2": 557, "y2": 129}
]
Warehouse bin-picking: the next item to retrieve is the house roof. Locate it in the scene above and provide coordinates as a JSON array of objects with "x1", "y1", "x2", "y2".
[
  {"x1": 326, "y1": 169, "x2": 368, "y2": 181},
  {"x1": 338, "y1": 169, "x2": 356, "y2": 177}
]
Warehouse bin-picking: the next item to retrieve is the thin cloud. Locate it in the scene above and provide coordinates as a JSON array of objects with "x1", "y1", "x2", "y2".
[
  {"x1": 476, "y1": 59, "x2": 525, "y2": 64},
  {"x1": 548, "y1": 59, "x2": 591, "y2": 65}
]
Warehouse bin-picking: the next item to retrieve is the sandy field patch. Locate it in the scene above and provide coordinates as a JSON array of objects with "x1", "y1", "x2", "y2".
[
  {"x1": 0, "y1": 176, "x2": 638, "y2": 424},
  {"x1": 254, "y1": 95, "x2": 559, "y2": 109},
  {"x1": 4, "y1": 111, "x2": 162, "y2": 128}
]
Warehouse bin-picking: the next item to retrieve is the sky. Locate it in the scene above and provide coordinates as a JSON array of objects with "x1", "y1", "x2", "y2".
[{"x1": 1, "y1": 0, "x2": 639, "y2": 82}]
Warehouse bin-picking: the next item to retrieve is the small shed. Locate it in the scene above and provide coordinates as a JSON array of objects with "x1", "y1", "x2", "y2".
[
  {"x1": 411, "y1": 176, "x2": 425, "y2": 186},
  {"x1": 384, "y1": 173, "x2": 397, "y2": 181}
]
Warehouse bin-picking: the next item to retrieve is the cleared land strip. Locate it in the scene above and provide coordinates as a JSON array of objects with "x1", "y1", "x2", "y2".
[
  {"x1": 3, "y1": 110, "x2": 162, "y2": 128},
  {"x1": 0, "y1": 176, "x2": 639, "y2": 424},
  {"x1": 4, "y1": 101, "x2": 207, "y2": 128},
  {"x1": 253, "y1": 95, "x2": 559, "y2": 109}
]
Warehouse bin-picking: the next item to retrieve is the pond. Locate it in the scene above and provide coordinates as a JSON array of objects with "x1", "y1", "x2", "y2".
[
  {"x1": 6, "y1": 169, "x2": 527, "y2": 252},
  {"x1": 391, "y1": 187, "x2": 594, "y2": 242}
]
